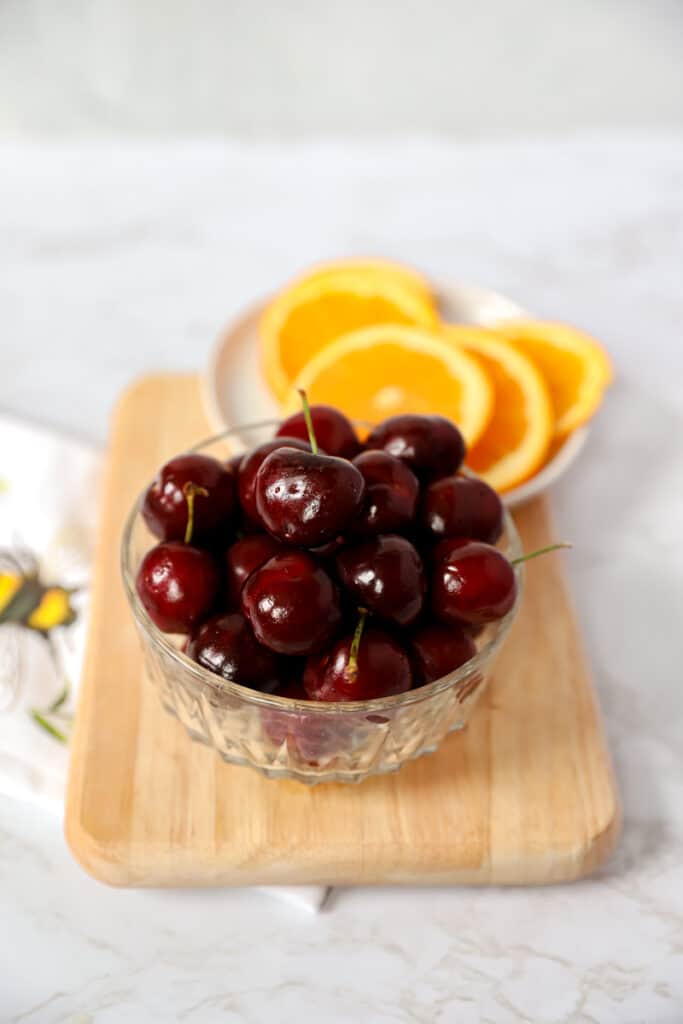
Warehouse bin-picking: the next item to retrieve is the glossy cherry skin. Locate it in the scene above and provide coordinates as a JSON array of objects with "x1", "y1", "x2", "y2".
[
  {"x1": 187, "y1": 612, "x2": 281, "y2": 693},
  {"x1": 276, "y1": 404, "x2": 361, "y2": 459},
  {"x1": 431, "y1": 539, "x2": 517, "y2": 626},
  {"x1": 241, "y1": 551, "x2": 342, "y2": 656},
  {"x1": 365, "y1": 414, "x2": 465, "y2": 481},
  {"x1": 410, "y1": 622, "x2": 477, "y2": 685},
  {"x1": 224, "y1": 534, "x2": 284, "y2": 606},
  {"x1": 142, "y1": 454, "x2": 236, "y2": 544},
  {"x1": 136, "y1": 541, "x2": 219, "y2": 633},
  {"x1": 336, "y1": 534, "x2": 426, "y2": 627},
  {"x1": 351, "y1": 451, "x2": 419, "y2": 537},
  {"x1": 255, "y1": 448, "x2": 365, "y2": 547},
  {"x1": 310, "y1": 536, "x2": 346, "y2": 559},
  {"x1": 421, "y1": 474, "x2": 503, "y2": 544},
  {"x1": 237, "y1": 437, "x2": 312, "y2": 525},
  {"x1": 304, "y1": 626, "x2": 412, "y2": 701}
]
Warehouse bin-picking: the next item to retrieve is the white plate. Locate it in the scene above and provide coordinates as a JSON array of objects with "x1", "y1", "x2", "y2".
[{"x1": 202, "y1": 280, "x2": 589, "y2": 508}]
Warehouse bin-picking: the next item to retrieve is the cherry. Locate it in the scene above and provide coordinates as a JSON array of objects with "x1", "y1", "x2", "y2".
[
  {"x1": 237, "y1": 437, "x2": 313, "y2": 525},
  {"x1": 421, "y1": 474, "x2": 503, "y2": 544},
  {"x1": 260, "y1": 679, "x2": 308, "y2": 747},
  {"x1": 224, "y1": 534, "x2": 284, "y2": 606},
  {"x1": 187, "y1": 612, "x2": 281, "y2": 693},
  {"x1": 142, "y1": 454, "x2": 236, "y2": 544},
  {"x1": 224, "y1": 453, "x2": 262, "y2": 535},
  {"x1": 336, "y1": 534, "x2": 426, "y2": 627},
  {"x1": 365, "y1": 414, "x2": 465, "y2": 480},
  {"x1": 276, "y1": 678, "x2": 309, "y2": 701},
  {"x1": 136, "y1": 541, "x2": 219, "y2": 633},
  {"x1": 410, "y1": 622, "x2": 477, "y2": 685},
  {"x1": 277, "y1": 404, "x2": 360, "y2": 459},
  {"x1": 291, "y1": 711, "x2": 355, "y2": 764},
  {"x1": 431, "y1": 538, "x2": 517, "y2": 626},
  {"x1": 241, "y1": 551, "x2": 342, "y2": 655},
  {"x1": 261, "y1": 678, "x2": 355, "y2": 764},
  {"x1": 304, "y1": 613, "x2": 412, "y2": 701},
  {"x1": 310, "y1": 536, "x2": 346, "y2": 559},
  {"x1": 255, "y1": 393, "x2": 364, "y2": 547},
  {"x1": 256, "y1": 446, "x2": 365, "y2": 547},
  {"x1": 351, "y1": 451, "x2": 419, "y2": 537}
]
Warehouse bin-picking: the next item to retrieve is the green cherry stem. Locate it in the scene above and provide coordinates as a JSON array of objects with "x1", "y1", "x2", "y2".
[
  {"x1": 511, "y1": 542, "x2": 572, "y2": 567},
  {"x1": 297, "y1": 388, "x2": 319, "y2": 455},
  {"x1": 346, "y1": 607, "x2": 369, "y2": 680},
  {"x1": 183, "y1": 481, "x2": 209, "y2": 544}
]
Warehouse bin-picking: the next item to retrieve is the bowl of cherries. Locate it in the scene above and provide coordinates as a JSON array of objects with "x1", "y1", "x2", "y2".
[{"x1": 122, "y1": 398, "x2": 526, "y2": 784}]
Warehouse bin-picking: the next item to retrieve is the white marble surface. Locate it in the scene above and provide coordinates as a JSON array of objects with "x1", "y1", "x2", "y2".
[
  {"x1": 2, "y1": 1, "x2": 683, "y2": 138},
  {"x1": 2, "y1": 138, "x2": 683, "y2": 1022}
]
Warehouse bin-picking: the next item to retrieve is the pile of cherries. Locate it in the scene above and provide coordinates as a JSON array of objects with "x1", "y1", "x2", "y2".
[{"x1": 135, "y1": 398, "x2": 521, "y2": 704}]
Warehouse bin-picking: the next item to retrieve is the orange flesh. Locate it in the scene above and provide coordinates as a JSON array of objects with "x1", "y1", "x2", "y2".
[
  {"x1": 466, "y1": 355, "x2": 532, "y2": 474},
  {"x1": 302, "y1": 341, "x2": 468, "y2": 423},
  {"x1": 280, "y1": 294, "x2": 421, "y2": 383},
  {"x1": 507, "y1": 334, "x2": 585, "y2": 424}
]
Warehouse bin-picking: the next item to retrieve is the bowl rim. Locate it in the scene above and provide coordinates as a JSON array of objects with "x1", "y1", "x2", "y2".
[{"x1": 121, "y1": 420, "x2": 524, "y2": 715}]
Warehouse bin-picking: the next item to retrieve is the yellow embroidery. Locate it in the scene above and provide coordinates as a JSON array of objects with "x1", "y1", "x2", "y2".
[
  {"x1": 27, "y1": 587, "x2": 76, "y2": 632},
  {"x1": 0, "y1": 573, "x2": 22, "y2": 614}
]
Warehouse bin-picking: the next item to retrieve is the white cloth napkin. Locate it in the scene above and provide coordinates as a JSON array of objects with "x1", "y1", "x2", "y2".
[{"x1": 0, "y1": 414, "x2": 327, "y2": 911}]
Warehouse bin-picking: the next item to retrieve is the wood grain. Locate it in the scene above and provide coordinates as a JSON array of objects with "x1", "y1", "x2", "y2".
[{"x1": 65, "y1": 374, "x2": 620, "y2": 887}]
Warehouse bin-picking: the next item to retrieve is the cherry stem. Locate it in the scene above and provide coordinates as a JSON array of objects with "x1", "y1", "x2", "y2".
[
  {"x1": 297, "y1": 388, "x2": 318, "y2": 455},
  {"x1": 182, "y1": 481, "x2": 209, "y2": 544},
  {"x1": 511, "y1": 542, "x2": 572, "y2": 567},
  {"x1": 346, "y1": 608, "x2": 368, "y2": 680}
]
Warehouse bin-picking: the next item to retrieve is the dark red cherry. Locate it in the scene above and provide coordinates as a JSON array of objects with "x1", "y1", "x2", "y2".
[
  {"x1": 277, "y1": 404, "x2": 360, "y2": 459},
  {"x1": 261, "y1": 679, "x2": 355, "y2": 764},
  {"x1": 237, "y1": 437, "x2": 312, "y2": 525},
  {"x1": 224, "y1": 534, "x2": 284, "y2": 606},
  {"x1": 365, "y1": 414, "x2": 465, "y2": 480},
  {"x1": 304, "y1": 624, "x2": 412, "y2": 701},
  {"x1": 260, "y1": 679, "x2": 309, "y2": 747},
  {"x1": 188, "y1": 612, "x2": 281, "y2": 692},
  {"x1": 255, "y1": 448, "x2": 365, "y2": 547},
  {"x1": 142, "y1": 454, "x2": 236, "y2": 544},
  {"x1": 351, "y1": 451, "x2": 419, "y2": 537},
  {"x1": 336, "y1": 534, "x2": 426, "y2": 627},
  {"x1": 291, "y1": 710, "x2": 355, "y2": 764},
  {"x1": 310, "y1": 536, "x2": 346, "y2": 559},
  {"x1": 241, "y1": 551, "x2": 342, "y2": 655},
  {"x1": 410, "y1": 622, "x2": 477, "y2": 685},
  {"x1": 136, "y1": 541, "x2": 219, "y2": 633},
  {"x1": 421, "y1": 474, "x2": 504, "y2": 544},
  {"x1": 432, "y1": 539, "x2": 517, "y2": 626},
  {"x1": 276, "y1": 678, "x2": 309, "y2": 701}
]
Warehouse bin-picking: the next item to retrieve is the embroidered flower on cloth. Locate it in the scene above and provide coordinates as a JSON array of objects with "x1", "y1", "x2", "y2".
[{"x1": 0, "y1": 416, "x2": 99, "y2": 809}]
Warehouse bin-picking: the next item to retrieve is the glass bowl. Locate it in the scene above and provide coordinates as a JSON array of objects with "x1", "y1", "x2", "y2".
[{"x1": 121, "y1": 421, "x2": 524, "y2": 785}]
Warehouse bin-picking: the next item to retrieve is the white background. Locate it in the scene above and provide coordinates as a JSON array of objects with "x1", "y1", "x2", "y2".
[
  {"x1": 2, "y1": 5, "x2": 683, "y2": 1023},
  {"x1": 1, "y1": 0, "x2": 683, "y2": 139}
]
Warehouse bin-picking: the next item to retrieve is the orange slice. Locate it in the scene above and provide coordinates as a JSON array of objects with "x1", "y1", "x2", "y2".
[
  {"x1": 493, "y1": 320, "x2": 613, "y2": 436},
  {"x1": 261, "y1": 272, "x2": 439, "y2": 402},
  {"x1": 284, "y1": 324, "x2": 493, "y2": 446},
  {"x1": 288, "y1": 258, "x2": 434, "y2": 304},
  {"x1": 443, "y1": 325, "x2": 554, "y2": 492}
]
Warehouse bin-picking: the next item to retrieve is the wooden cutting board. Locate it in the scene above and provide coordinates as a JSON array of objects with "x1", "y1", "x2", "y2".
[{"x1": 65, "y1": 374, "x2": 620, "y2": 887}]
